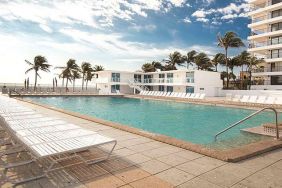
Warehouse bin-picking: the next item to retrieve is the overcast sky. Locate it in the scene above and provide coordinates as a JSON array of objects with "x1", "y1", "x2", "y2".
[{"x1": 0, "y1": 0, "x2": 250, "y2": 85}]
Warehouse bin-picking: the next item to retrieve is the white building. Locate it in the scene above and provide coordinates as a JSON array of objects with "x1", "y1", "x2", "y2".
[
  {"x1": 93, "y1": 70, "x2": 222, "y2": 97},
  {"x1": 248, "y1": 0, "x2": 282, "y2": 90}
]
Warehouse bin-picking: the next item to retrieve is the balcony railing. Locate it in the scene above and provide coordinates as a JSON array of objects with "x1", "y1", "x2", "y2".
[
  {"x1": 252, "y1": 15, "x2": 269, "y2": 23},
  {"x1": 253, "y1": 66, "x2": 282, "y2": 73},
  {"x1": 249, "y1": 40, "x2": 282, "y2": 48}
]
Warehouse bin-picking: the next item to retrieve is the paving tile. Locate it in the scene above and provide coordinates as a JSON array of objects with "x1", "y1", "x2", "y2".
[
  {"x1": 271, "y1": 160, "x2": 282, "y2": 170},
  {"x1": 232, "y1": 165, "x2": 282, "y2": 188},
  {"x1": 142, "y1": 146, "x2": 182, "y2": 158},
  {"x1": 127, "y1": 142, "x2": 164, "y2": 152},
  {"x1": 118, "y1": 137, "x2": 152, "y2": 147},
  {"x1": 176, "y1": 177, "x2": 222, "y2": 188},
  {"x1": 199, "y1": 164, "x2": 254, "y2": 187},
  {"x1": 138, "y1": 159, "x2": 171, "y2": 174},
  {"x1": 157, "y1": 153, "x2": 189, "y2": 166},
  {"x1": 113, "y1": 148, "x2": 136, "y2": 157},
  {"x1": 176, "y1": 160, "x2": 220, "y2": 176},
  {"x1": 98, "y1": 157, "x2": 135, "y2": 173},
  {"x1": 129, "y1": 176, "x2": 173, "y2": 188},
  {"x1": 174, "y1": 150, "x2": 203, "y2": 160},
  {"x1": 124, "y1": 153, "x2": 151, "y2": 164},
  {"x1": 118, "y1": 185, "x2": 134, "y2": 188},
  {"x1": 113, "y1": 166, "x2": 151, "y2": 183},
  {"x1": 84, "y1": 174, "x2": 126, "y2": 188},
  {"x1": 260, "y1": 148, "x2": 282, "y2": 161},
  {"x1": 156, "y1": 168, "x2": 195, "y2": 186}
]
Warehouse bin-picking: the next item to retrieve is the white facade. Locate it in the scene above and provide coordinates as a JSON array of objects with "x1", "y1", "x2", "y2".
[
  {"x1": 93, "y1": 70, "x2": 223, "y2": 97},
  {"x1": 248, "y1": 0, "x2": 282, "y2": 90}
]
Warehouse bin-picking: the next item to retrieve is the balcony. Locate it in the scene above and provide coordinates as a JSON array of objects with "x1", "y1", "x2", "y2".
[
  {"x1": 253, "y1": 65, "x2": 282, "y2": 73},
  {"x1": 249, "y1": 2, "x2": 282, "y2": 17}
]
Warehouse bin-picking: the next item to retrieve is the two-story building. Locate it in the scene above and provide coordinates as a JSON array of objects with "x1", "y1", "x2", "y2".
[
  {"x1": 93, "y1": 70, "x2": 222, "y2": 97},
  {"x1": 248, "y1": 0, "x2": 282, "y2": 90}
]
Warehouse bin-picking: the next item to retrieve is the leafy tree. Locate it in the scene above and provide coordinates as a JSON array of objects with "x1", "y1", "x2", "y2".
[
  {"x1": 212, "y1": 53, "x2": 225, "y2": 72},
  {"x1": 186, "y1": 50, "x2": 197, "y2": 69},
  {"x1": 194, "y1": 53, "x2": 213, "y2": 70},
  {"x1": 163, "y1": 51, "x2": 185, "y2": 70},
  {"x1": 81, "y1": 62, "x2": 92, "y2": 90},
  {"x1": 25, "y1": 55, "x2": 51, "y2": 91},
  {"x1": 217, "y1": 31, "x2": 245, "y2": 88},
  {"x1": 142, "y1": 63, "x2": 155, "y2": 72}
]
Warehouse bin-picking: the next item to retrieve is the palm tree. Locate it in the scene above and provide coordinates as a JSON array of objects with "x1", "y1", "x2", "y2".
[
  {"x1": 85, "y1": 70, "x2": 94, "y2": 90},
  {"x1": 246, "y1": 56, "x2": 265, "y2": 89},
  {"x1": 25, "y1": 55, "x2": 51, "y2": 91},
  {"x1": 72, "y1": 70, "x2": 81, "y2": 92},
  {"x1": 152, "y1": 61, "x2": 164, "y2": 71},
  {"x1": 212, "y1": 53, "x2": 225, "y2": 72},
  {"x1": 228, "y1": 56, "x2": 240, "y2": 76},
  {"x1": 186, "y1": 50, "x2": 197, "y2": 69},
  {"x1": 142, "y1": 63, "x2": 155, "y2": 72},
  {"x1": 93, "y1": 65, "x2": 105, "y2": 72},
  {"x1": 194, "y1": 53, "x2": 212, "y2": 70},
  {"x1": 56, "y1": 59, "x2": 80, "y2": 92},
  {"x1": 81, "y1": 62, "x2": 92, "y2": 90},
  {"x1": 217, "y1": 31, "x2": 245, "y2": 88},
  {"x1": 163, "y1": 51, "x2": 185, "y2": 70}
]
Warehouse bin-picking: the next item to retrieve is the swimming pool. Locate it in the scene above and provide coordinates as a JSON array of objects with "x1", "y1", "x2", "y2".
[{"x1": 26, "y1": 96, "x2": 277, "y2": 149}]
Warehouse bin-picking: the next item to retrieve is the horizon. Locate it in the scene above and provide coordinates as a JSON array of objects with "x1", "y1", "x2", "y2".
[{"x1": 0, "y1": 0, "x2": 250, "y2": 84}]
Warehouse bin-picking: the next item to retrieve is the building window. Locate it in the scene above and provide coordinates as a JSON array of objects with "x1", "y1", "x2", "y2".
[
  {"x1": 167, "y1": 73, "x2": 173, "y2": 83},
  {"x1": 186, "y1": 72, "x2": 194, "y2": 83},
  {"x1": 111, "y1": 73, "x2": 120, "y2": 82},
  {"x1": 167, "y1": 86, "x2": 173, "y2": 92},
  {"x1": 111, "y1": 85, "x2": 120, "y2": 93},
  {"x1": 159, "y1": 74, "x2": 165, "y2": 83},
  {"x1": 271, "y1": 76, "x2": 282, "y2": 85},
  {"x1": 186, "y1": 86, "x2": 194, "y2": 93},
  {"x1": 134, "y1": 74, "x2": 142, "y2": 83},
  {"x1": 144, "y1": 75, "x2": 153, "y2": 83},
  {"x1": 146, "y1": 86, "x2": 153, "y2": 91},
  {"x1": 271, "y1": 36, "x2": 282, "y2": 45},
  {"x1": 271, "y1": 49, "x2": 282, "y2": 58},
  {"x1": 272, "y1": 9, "x2": 282, "y2": 18},
  {"x1": 271, "y1": 22, "x2": 282, "y2": 31},
  {"x1": 159, "y1": 85, "x2": 165, "y2": 91},
  {"x1": 272, "y1": 0, "x2": 282, "y2": 5}
]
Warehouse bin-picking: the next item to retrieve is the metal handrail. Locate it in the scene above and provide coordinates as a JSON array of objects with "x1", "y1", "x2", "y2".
[{"x1": 214, "y1": 107, "x2": 279, "y2": 141}]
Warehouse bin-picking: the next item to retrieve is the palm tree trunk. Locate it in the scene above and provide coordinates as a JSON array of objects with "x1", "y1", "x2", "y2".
[
  {"x1": 66, "y1": 79, "x2": 68, "y2": 92},
  {"x1": 225, "y1": 48, "x2": 229, "y2": 89},
  {"x1": 215, "y1": 65, "x2": 218, "y2": 72},
  {"x1": 34, "y1": 71, "x2": 37, "y2": 91},
  {"x1": 73, "y1": 79, "x2": 75, "y2": 92},
  {"x1": 86, "y1": 80, "x2": 88, "y2": 90},
  {"x1": 82, "y1": 74, "x2": 85, "y2": 90}
]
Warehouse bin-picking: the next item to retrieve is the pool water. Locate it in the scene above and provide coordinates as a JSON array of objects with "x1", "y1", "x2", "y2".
[{"x1": 27, "y1": 97, "x2": 278, "y2": 149}]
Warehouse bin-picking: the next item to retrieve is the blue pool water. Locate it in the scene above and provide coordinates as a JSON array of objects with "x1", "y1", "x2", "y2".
[{"x1": 27, "y1": 97, "x2": 278, "y2": 149}]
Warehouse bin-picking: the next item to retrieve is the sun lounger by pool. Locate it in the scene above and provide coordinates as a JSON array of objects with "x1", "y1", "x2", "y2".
[
  {"x1": 256, "y1": 96, "x2": 267, "y2": 104},
  {"x1": 165, "y1": 92, "x2": 171, "y2": 97},
  {"x1": 240, "y1": 95, "x2": 249, "y2": 103},
  {"x1": 232, "y1": 95, "x2": 241, "y2": 102},
  {"x1": 248, "y1": 96, "x2": 257, "y2": 103},
  {"x1": 275, "y1": 97, "x2": 282, "y2": 105},
  {"x1": 185, "y1": 93, "x2": 191, "y2": 98},
  {"x1": 0, "y1": 100, "x2": 117, "y2": 185},
  {"x1": 265, "y1": 96, "x2": 276, "y2": 105},
  {"x1": 199, "y1": 93, "x2": 206, "y2": 99},
  {"x1": 189, "y1": 93, "x2": 196, "y2": 99}
]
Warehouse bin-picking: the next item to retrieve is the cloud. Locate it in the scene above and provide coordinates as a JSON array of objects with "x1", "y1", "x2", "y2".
[
  {"x1": 183, "y1": 17, "x2": 191, "y2": 23},
  {"x1": 129, "y1": 24, "x2": 157, "y2": 32},
  {"x1": 191, "y1": 1, "x2": 250, "y2": 25},
  {"x1": 39, "y1": 24, "x2": 53, "y2": 33}
]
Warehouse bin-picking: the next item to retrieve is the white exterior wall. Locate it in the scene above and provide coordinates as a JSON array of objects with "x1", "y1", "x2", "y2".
[{"x1": 93, "y1": 70, "x2": 223, "y2": 96}]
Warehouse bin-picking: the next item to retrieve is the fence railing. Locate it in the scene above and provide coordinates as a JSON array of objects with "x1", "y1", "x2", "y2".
[{"x1": 253, "y1": 66, "x2": 282, "y2": 73}]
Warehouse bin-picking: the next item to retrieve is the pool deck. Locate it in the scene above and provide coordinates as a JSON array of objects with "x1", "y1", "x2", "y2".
[{"x1": 2, "y1": 99, "x2": 282, "y2": 188}]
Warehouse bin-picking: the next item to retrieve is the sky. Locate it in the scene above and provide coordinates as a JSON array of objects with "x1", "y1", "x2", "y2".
[{"x1": 0, "y1": 0, "x2": 251, "y2": 85}]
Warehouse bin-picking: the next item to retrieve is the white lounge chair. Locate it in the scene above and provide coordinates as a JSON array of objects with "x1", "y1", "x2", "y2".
[
  {"x1": 180, "y1": 93, "x2": 186, "y2": 98},
  {"x1": 256, "y1": 96, "x2": 267, "y2": 104},
  {"x1": 189, "y1": 93, "x2": 196, "y2": 99},
  {"x1": 193, "y1": 93, "x2": 201, "y2": 99},
  {"x1": 185, "y1": 93, "x2": 191, "y2": 98},
  {"x1": 275, "y1": 97, "x2": 282, "y2": 105},
  {"x1": 232, "y1": 95, "x2": 241, "y2": 102},
  {"x1": 240, "y1": 95, "x2": 249, "y2": 103},
  {"x1": 265, "y1": 96, "x2": 276, "y2": 105},
  {"x1": 165, "y1": 92, "x2": 171, "y2": 97},
  {"x1": 248, "y1": 96, "x2": 258, "y2": 103},
  {"x1": 199, "y1": 93, "x2": 206, "y2": 99}
]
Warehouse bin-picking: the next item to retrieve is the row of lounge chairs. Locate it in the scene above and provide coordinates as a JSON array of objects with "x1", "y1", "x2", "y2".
[
  {"x1": 226, "y1": 94, "x2": 282, "y2": 105},
  {"x1": 139, "y1": 91, "x2": 206, "y2": 100},
  {"x1": 0, "y1": 96, "x2": 116, "y2": 185}
]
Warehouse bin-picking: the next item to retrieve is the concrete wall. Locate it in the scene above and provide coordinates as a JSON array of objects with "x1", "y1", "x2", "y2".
[{"x1": 218, "y1": 89, "x2": 282, "y2": 97}]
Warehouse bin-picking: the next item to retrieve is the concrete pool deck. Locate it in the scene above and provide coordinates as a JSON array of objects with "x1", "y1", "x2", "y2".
[{"x1": 2, "y1": 99, "x2": 282, "y2": 188}]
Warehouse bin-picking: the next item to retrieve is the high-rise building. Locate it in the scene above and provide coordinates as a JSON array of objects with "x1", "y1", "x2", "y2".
[{"x1": 248, "y1": 0, "x2": 282, "y2": 90}]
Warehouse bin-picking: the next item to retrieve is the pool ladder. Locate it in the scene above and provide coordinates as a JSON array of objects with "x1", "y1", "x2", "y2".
[{"x1": 214, "y1": 107, "x2": 280, "y2": 141}]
